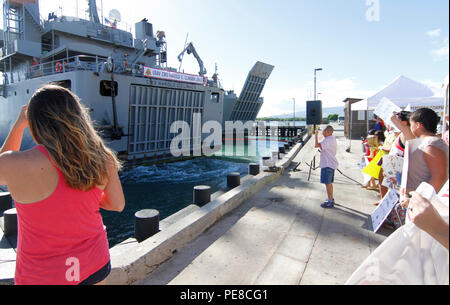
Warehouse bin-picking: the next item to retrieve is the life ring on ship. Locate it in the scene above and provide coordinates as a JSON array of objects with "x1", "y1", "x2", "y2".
[{"x1": 55, "y1": 62, "x2": 63, "y2": 72}]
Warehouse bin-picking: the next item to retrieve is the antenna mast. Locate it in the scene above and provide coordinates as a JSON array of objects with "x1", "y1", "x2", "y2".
[{"x1": 179, "y1": 33, "x2": 189, "y2": 72}]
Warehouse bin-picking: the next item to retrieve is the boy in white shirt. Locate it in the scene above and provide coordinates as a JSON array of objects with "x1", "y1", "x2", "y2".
[{"x1": 315, "y1": 125, "x2": 339, "y2": 208}]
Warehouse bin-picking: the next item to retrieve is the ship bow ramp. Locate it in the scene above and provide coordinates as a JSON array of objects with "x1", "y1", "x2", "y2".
[{"x1": 223, "y1": 61, "x2": 274, "y2": 124}]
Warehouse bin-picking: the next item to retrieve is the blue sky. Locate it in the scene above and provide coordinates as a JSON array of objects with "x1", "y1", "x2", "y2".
[{"x1": 2, "y1": 0, "x2": 449, "y2": 116}]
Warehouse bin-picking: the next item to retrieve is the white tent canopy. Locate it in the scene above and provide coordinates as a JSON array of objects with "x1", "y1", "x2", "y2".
[{"x1": 352, "y1": 75, "x2": 444, "y2": 111}]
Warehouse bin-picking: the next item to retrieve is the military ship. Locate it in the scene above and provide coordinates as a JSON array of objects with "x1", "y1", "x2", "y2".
[{"x1": 0, "y1": 0, "x2": 274, "y2": 161}]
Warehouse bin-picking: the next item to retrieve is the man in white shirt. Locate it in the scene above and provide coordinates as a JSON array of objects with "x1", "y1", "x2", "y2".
[{"x1": 315, "y1": 125, "x2": 339, "y2": 208}]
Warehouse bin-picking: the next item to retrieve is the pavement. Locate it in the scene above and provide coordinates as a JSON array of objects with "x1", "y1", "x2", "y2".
[
  {"x1": 139, "y1": 127, "x2": 392, "y2": 285},
  {"x1": 0, "y1": 209, "x2": 16, "y2": 285}
]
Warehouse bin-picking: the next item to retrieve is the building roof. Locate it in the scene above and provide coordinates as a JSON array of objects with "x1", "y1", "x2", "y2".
[{"x1": 342, "y1": 98, "x2": 363, "y2": 104}]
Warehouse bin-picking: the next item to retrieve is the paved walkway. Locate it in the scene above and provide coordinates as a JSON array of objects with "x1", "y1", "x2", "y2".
[
  {"x1": 0, "y1": 207, "x2": 16, "y2": 284},
  {"x1": 139, "y1": 127, "x2": 392, "y2": 285}
]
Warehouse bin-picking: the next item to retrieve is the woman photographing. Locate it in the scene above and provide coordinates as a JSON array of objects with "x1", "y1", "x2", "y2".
[{"x1": 0, "y1": 85, "x2": 125, "y2": 285}]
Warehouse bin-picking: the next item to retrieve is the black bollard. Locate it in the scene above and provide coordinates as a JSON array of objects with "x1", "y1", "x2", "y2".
[
  {"x1": 279, "y1": 146, "x2": 285, "y2": 154},
  {"x1": 248, "y1": 163, "x2": 260, "y2": 176},
  {"x1": 0, "y1": 192, "x2": 12, "y2": 216},
  {"x1": 193, "y1": 185, "x2": 211, "y2": 207},
  {"x1": 4, "y1": 208, "x2": 17, "y2": 237},
  {"x1": 134, "y1": 209, "x2": 160, "y2": 243},
  {"x1": 227, "y1": 172, "x2": 241, "y2": 189}
]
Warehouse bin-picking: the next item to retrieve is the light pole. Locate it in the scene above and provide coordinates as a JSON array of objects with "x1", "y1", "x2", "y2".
[
  {"x1": 293, "y1": 98, "x2": 296, "y2": 127},
  {"x1": 314, "y1": 68, "x2": 322, "y2": 101},
  {"x1": 313, "y1": 68, "x2": 323, "y2": 135}
]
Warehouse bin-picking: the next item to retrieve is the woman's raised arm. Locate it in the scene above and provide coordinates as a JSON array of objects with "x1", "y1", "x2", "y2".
[
  {"x1": 99, "y1": 160, "x2": 125, "y2": 212},
  {"x1": 0, "y1": 105, "x2": 28, "y2": 154}
]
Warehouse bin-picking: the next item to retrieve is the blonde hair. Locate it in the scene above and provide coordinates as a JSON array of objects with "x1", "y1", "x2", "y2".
[
  {"x1": 27, "y1": 84, "x2": 122, "y2": 191},
  {"x1": 324, "y1": 125, "x2": 334, "y2": 133}
]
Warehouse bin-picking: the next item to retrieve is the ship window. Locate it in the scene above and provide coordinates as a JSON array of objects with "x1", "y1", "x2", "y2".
[
  {"x1": 52, "y1": 80, "x2": 72, "y2": 90},
  {"x1": 210, "y1": 92, "x2": 219, "y2": 103},
  {"x1": 100, "y1": 81, "x2": 118, "y2": 96}
]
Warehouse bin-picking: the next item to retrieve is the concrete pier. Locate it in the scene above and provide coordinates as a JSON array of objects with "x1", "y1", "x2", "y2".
[
  {"x1": 138, "y1": 127, "x2": 390, "y2": 285},
  {"x1": 0, "y1": 196, "x2": 16, "y2": 285}
]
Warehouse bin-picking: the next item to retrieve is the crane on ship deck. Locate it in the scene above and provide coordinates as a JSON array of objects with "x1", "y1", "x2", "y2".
[{"x1": 177, "y1": 42, "x2": 207, "y2": 77}]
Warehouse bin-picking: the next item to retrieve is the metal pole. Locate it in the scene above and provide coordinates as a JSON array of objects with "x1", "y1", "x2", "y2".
[
  {"x1": 314, "y1": 70, "x2": 317, "y2": 101},
  {"x1": 346, "y1": 102, "x2": 352, "y2": 152},
  {"x1": 293, "y1": 98, "x2": 295, "y2": 128},
  {"x1": 101, "y1": 0, "x2": 103, "y2": 25},
  {"x1": 314, "y1": 68, "x2": 322, "y2": 101}
]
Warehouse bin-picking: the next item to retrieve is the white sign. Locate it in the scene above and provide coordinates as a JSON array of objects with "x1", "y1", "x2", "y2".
[
  {"x1": 370, "y1": 189, "x2": 400, "y2": 232},
  {"x1": 143, "y1": 66, "x2": 206, "y2": 85},
  {"x1": 400, "y1": 139, "x2": 422, "y2": 200},
  {"x1": 374, "y1": 97, "x2": 402, "y2": 131}
]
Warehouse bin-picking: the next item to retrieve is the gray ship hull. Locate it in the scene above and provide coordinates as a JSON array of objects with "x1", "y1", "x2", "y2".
[
  {"x1": 0, "y1": 70, "x2": 225, "y2": 160},
  {"x1": 0, "y1": 0, "x2": 273, "y2": 161}
]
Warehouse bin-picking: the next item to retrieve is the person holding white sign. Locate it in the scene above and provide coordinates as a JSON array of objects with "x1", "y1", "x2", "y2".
[
  {"x1": 380, "y1": 111, "x2": 411, "y2": 229},
  {"x1": 346, "y1": 181, "x2": 449, "y2": 285},
  {"x1": 391, "y1": 108, "x2": 448, "y2": 194},
  {"x1": 401, "y1": 189, "x2": 449, "y2": 250}
]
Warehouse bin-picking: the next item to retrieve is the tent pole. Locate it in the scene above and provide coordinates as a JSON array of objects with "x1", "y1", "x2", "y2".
[{"x1": 346, "y1": 102, "x2": 352, "y2": 152}]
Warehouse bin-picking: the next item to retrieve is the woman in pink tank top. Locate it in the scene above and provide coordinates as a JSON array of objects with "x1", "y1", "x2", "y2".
[{"x1": 0, "y1": 85, "x2": 125, "y2": 285}]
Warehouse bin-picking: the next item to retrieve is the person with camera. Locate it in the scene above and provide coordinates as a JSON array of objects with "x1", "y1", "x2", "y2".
[{"x1": 0, "y1": 85, "x2": 125, "y2": 285}]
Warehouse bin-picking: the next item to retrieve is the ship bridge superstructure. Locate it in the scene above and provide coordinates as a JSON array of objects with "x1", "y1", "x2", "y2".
[{"x1": 0, "y1": 0, "x2": 167, "y2": 86}]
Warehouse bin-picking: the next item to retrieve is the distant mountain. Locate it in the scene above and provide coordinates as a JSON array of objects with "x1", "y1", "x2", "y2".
[{"x1": 263, "y1": 106, "x2": 345, "y2": 119}]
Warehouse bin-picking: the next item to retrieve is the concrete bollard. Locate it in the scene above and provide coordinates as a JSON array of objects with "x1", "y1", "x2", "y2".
[
  {"x1": 0, "y1": 192, "x2": 12, "y2": 216},
  {"x1": 4, "y1": 208, "x2": 17, "y2": 237},
  {"x1": 272, "y1": 151, "x2": 279, "y2": 161},
  {"x1": 248, "y1": 163, "x2": 260, "y2": 176},
  {"x1": 227, "y1": 172, "x2": 241, "y2": 189},
  {"x1": 193, "y1": 185, "x2": 211, "y2": 207},
  {"x1": 134, "y1": 209, "x2": 160, "y2": 243},
  {"x1": 279, "y1": 146, "x2": 285, "y2": 154},
  {"x1": 262, "y1": 156, "x2": 273, "y2": 167}
]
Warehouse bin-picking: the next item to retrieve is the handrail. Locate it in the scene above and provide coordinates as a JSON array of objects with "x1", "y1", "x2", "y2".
[
  {"x1": 26, "y1": 54, "x2": 206, "y2": 83},
  {"x1": 27, "y1": 54, "x2": 109, "y2": 79}
]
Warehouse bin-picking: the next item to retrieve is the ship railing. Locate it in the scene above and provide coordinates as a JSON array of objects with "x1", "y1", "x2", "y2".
[
  {"x1": 27, "y1": 55, "x2": 109, "y2": 79},
  {"x1": 27, "y1": 56, "x2": 151, "y2": 80},
  {"x1": 26, "y1": 55, "x2": 207, "y2": 84}
]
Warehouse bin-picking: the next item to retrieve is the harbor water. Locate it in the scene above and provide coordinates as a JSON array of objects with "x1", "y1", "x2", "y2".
[{"x1": 101, "y1": 137, "x2": 293, "y2": 247}]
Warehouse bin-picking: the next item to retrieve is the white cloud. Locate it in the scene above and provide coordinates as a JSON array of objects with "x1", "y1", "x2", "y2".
[
  {"x1": 258, "y1": 78, "x2": 376, "y2": 117},
  {"x1": 421, "y1": 79, "x2": 447, "y2": 96},
  {"x1": 431, "y1": 38, "x2": 449, "y2": 62},
  {"x1": 318, "y1": 78, "x2": 376, "y2": 107},
  {"x1": 426, "y1": 29, "x2": 449, "y2": 62},
  {"x1": 426, "y1": 29, "x2": 441, "y2": 38}
]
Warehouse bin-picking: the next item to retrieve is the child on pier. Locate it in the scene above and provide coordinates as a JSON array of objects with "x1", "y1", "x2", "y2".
[{"x1": 315, "y1": 125, "x2": 339, "y2": 208}]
